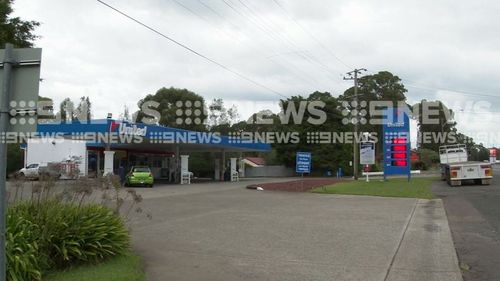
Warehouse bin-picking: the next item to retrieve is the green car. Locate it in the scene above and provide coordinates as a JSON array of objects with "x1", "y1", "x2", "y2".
[{"x1": 125, "y1": 166, "x2": 154, "y2": 187}]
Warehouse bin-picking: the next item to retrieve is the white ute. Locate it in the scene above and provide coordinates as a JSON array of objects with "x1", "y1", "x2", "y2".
[
  {"x1": 440, "y1": 144, "x2": 493, "y2": 186},
  {"x1": 17, "y1": 163, "x2": 61, "y2": 180}
]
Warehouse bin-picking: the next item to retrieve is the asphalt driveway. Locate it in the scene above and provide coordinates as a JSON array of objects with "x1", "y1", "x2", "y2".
[{"x1": 433, "y1": 166, "x2": 500, "y2": 281}]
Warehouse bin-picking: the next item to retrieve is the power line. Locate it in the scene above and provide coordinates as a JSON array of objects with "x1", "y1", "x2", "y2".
[
  {"x1": 222, "y1": 0, "x2": 342, "y2": 81},
  {"x1": 197, "y1": 0, "x2": 225, "y2": 20},
  {"x1": 405, "y1": 82, "x2": 500, "y2": 99},
  {"x1": 363, "y1": 70, "x2": 500, "y2": 100},
  {"x1": 457, "y1": 110, "x2": 500, "y2": 114},
  {"x1": 202, "y1": 0, "x2": 338, "y2": 85},
  {"x1": 96, "y1": 0, "x2": 287, "y2": 98},
  {"x1": 171, "y1": 0, "x2": 210, "y2": 22},
  {"x1": 271, "y1": 0, "x2": 352, "y2": 70},
  {"x1": 175, "y1": 0, "x2": 327, "y2": 89},
  {"x1": 238, "y1": 0, "x2": 343, "y2": 77},
  {"x1": 202, "y1": 1, "x2": 340, "y2": 90}
]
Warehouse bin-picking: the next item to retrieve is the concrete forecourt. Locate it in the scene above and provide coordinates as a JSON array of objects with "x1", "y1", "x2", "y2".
[{"x1": 128, "y1": 178, "x2": 462, "y2": 281}]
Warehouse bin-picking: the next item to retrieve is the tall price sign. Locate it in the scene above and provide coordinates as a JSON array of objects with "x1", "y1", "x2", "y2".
[{"x1": 383, "y1": 107, "x2": 411, "y2": 181}]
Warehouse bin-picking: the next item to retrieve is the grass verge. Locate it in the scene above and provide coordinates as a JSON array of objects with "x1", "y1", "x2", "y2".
[
  {"x1": 45, "y1": 252, "x2": 145, "y2": 281},
  {"x1": 311, "y1": 177, "x2": 436, "y2": 199}
]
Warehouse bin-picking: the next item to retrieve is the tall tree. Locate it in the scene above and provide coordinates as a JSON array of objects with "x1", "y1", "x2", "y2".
[
  {"x1": 338, "y1": 71, "x2": 408, "y2": 163},
  {"x1": 136, "y1": 87, "x2": 207, "y2": 131},
  {"x1": 59, "y1": 98, "x2": 74, "y2": 123},
  {"x1": 6, "y1": 143, "x2": 23, "y2": 175},
  {"x1": 414, "y1": 100, "x2": 457, "y2": 152},
  {"x1": 207, "y1": 98, "x2": 240, "y2": 134},
  {"x1": 74, "y1": 96, "x2": 92, "y2": 121},
  {"x1": 0, "y1": 0, "x2": 39, "y2": 47},
  {"x1": 272, "y1": 92, "x2": 352, "y2": 175},
  {"x1": 469, "y1": 143, "x2": 490, "y2": 161},
  {"x1": 232, "y1": 109, "x2": 279, "y2": 133},
  {"x1": 120, "y1": 104, "x2": 131, "y2": 121}
]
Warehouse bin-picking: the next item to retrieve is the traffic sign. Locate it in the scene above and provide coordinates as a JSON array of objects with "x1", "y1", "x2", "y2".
[
  {"x1": 296, "y1": 152, "x2": 311, "y2": 174},
  {"x1": 0, "y1": 47, "x2": 42, "y2": 134}
]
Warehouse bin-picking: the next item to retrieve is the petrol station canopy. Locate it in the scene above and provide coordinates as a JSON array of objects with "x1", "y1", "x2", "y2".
[{"x1": 36, "y1": 119, "x2": 271, "y2": 153}]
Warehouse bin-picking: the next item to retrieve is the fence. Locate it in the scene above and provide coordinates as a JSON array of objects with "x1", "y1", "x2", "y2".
[{"x1": 244, "y1": 165, "x2": 294, "y2": 177}]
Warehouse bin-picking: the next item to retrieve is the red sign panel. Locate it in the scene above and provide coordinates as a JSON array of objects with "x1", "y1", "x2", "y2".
[
  {"x1": 392, "y1": 153, "x2": 407, "y2": 159},
  {"x1": 391, "y1": 160, "x2": 407, "y2": 167},
  {"x1": 391, "y1": 138, "x2": 407, "y2": 144}
]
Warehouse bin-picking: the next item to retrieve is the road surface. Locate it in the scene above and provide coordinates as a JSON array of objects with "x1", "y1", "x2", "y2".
[{"x1": 432, "y1": 165, "x2": 500, "y2": 281}]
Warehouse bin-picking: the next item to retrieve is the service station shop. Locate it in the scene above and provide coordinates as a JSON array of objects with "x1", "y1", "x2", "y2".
[{"x1": 25, "y1": 119, "x2": 270, "y2": 183}]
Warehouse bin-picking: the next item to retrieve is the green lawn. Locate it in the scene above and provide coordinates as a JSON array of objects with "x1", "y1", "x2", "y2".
[
  {"x1": 311, "y1": 177, "x2": 436, "y2": 199},
  {"x1": 45, "y1": 253, "x2": 145, "y2": 281}
]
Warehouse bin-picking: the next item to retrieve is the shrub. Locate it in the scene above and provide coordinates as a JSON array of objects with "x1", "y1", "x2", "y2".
[
  {"x1": 6, "y1": 176, "x2": 149, "y2": 280},
  {"x1": 48, "y1": 204, "x2": 130, "y2": 267},
  {"x1": 6, "y1": 213, "x2": 45, "y2": 281},
  {"x1": 419, "y1": 148, "x2": 440, "y2": 166},
  {"x1": 7, "y1": 200, "x2": 130, "y2": 280},
  {"x1": 412, "y1": 160, "x2": 428, "y2": 171}
]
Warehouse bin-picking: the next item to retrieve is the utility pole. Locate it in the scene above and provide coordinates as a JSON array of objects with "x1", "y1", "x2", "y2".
[{"x1": 344, "y1": 68, "x2": 366, "y2": 180}]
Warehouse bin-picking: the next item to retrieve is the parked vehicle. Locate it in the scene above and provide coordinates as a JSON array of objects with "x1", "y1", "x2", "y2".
[
  {"x1": 125, "y1": 166, "x2": 154, "y2": 187},
  {"x1": 26, "y1": 138, "x2": 87, "y2": 177},
  {"x1": 17, "y1": 163, "x2": 61, "y2": 180},
  {"x1": 440, "y1": 144, "x2": 493, "y2": 186}
]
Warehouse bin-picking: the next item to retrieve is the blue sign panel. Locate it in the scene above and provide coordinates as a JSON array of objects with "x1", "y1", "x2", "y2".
[
  {"x1": 383, "y1": 108, "x2": 411, "y2": 178},
  {"x1": 296, "y1": 152, "x2": 312, "y2": 174}
]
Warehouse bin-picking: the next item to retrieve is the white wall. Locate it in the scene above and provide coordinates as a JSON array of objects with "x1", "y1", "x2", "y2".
[{"x1": 27, "y1": 138, "x2": 87, "y2": 176}]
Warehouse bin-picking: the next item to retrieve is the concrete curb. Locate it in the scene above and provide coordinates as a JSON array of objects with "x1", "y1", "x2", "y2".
[{"x1": 385, "y1": 199, "x2": 463, "y2": 281}]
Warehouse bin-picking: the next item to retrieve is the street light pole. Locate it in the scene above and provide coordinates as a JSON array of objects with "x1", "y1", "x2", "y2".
[{"x1": 344, "y1": 68, "x2": 367, "y2": 180}]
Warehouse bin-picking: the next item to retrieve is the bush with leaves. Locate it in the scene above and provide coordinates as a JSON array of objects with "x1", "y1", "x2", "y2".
[
  {"x1": 411, "y1": 160, "x2": 428, "y2": 171},
  {"x1": 5, "y1": 212, "x2": 45, "y2": 281},
  {"x1": 50, "y1": 204, "x2": 129, "y2": 267},
  {"x1": 5, "y1": 175, "x2": 148, "y2": 280},
  {"x1": 11, "y1": 200, "x2": 130, "y2": 267}
]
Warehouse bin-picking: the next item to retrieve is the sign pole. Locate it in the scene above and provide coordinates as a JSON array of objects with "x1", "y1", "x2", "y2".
[{"x1": 0, "y1": 43, "x2": 14, "y2": 281}]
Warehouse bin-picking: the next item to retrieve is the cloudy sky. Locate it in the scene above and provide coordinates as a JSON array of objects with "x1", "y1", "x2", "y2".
[{"x1": 12, "y1": 0, "x2": 500, "y2": 146}]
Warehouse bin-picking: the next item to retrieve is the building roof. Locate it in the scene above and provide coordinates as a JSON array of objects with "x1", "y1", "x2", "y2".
[
  {"x1": 244, "y1": 157, "x2": 266, "y2": 167},
  {"x1": 36, "y1": 119, "x2": 271, "y2": 153},
  {"x1": 242, "y1": 157, "x2": 266, "y2": 167}
]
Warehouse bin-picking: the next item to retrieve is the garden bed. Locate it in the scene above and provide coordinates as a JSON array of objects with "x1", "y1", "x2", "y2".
[{"x1": 249, "y1": 178, "x2": 343, "y2": 192}]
